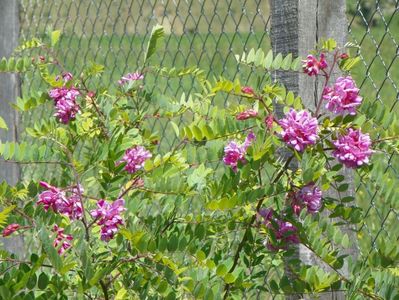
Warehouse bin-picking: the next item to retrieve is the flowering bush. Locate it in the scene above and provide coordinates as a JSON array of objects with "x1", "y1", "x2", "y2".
[{"x1": 0, "y1": 29, "x2": 397, "y2": 299}]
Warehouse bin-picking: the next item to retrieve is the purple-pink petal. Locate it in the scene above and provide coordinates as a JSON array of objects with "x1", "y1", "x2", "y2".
[
  {"x1": 90, "y1": 199, "x2": 126, "y2": 242},
  {"x1": 332, "y1": 128, "x2": 373, "y2": 168},
  {"x1": 323, "y1": 76, "x2": 362, "y2": 115},
  {"x1": 279, "y1": 109, "x2": 319, "y2": 152},
  {"x1": 120, "y1": 146, "x2": 152, "y2": 174}
]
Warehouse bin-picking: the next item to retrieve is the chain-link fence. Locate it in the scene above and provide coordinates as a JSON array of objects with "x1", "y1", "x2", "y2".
[
  {"x1": 16, "y1": 0, "x2": 399, "y2": 297},
  {"x1": 19, "y1": 0, "x2": 270, "y2": 178},
  {"x1": 348, "y1": 0, "x2": 399, "y2": 268}
]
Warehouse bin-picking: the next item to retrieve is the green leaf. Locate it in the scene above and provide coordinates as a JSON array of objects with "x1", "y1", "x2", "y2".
[
  {"x1": 89, "y1": 264, "x2": 115, "y2": 286},
  {"x1": 192, "y1": 125, "x2": 203, "y2": 141},
  {"x1": 340, "y1": 57, "x2": 361, "y2": 71},
  {"x1": 272, "y1": 53, "x2": 283, "y2": 69},
  {"x1": 115, "y1": 288, "x2": 127, "y2": 300},
  {"x1": 281, "y1": 53, "x2": 292, "y2": 70},
  {"x1": 51, "y1": 30, "x2": 61, "y2": 47},
  {"x1": 303, "y1": 168, "x2": 314, "y2": 183},
  {"x1": 216, "y1": 264, "x2": 228, "y2": 277},
  {"x1": 0, "y1": 57, "x2": 6, "y2": 71},
  {"x1": 246, "y1": 48, "x2": 256, "y2": 64},
  {"x1": 0, "y1": 117, "x2": 8, "y2": 130},
  {"x1": 0, "y1": 205, "x2": 16, "y2": 228},
  {"x1": 170, "y1": 121, "x2": 180, "y2": 138},
  {"x1": 264, "y1": 50, "x2": 273, "y2": 69},
  {"x1": 187, "y1": 164, "x2": 212, "y2": 190},
  {"x1": 337, "y1": 183, "x2": 349, "y2": 192},
  {"x1": 224, "y1": 273, "x2": 236, "y2": 284},
  {"x1": 341, "y1": 234, "x2": 350, "y2": 248},
  {"x1": 167, "y1": 234, "x2": 179, "y2": 252},
  {"x1": 157, "y1": 280, "x2": 168, "y2": 294},
  {"x1": 196, "y1": 250, "x2": 206, "y2": 261},
  {"x1": 291, "y1": 57, "x2": 301, "y2": 71},
  {"x1": 7, "y1": 57, "x2": 15, "y2": 71},
  {"x1": 38, "y1": 272, "x2": 49, "y2": 290},
  {"x1": 322, "y1": 38, "x2": 337, "y2": 51},
  {"x1": 254, "y1": 48, "x2": 265, "y2": 67},
  {"x1": 144, "y1": 24, "x2": 164, "y2": 64}
]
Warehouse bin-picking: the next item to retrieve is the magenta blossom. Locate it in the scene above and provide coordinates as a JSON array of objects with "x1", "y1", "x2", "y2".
[
  {"x1": 236, "y1": 109, "x2": 258, "y2": 120},
  {"x1": 291, "y1": 184, "x2": 322, "y2": 215},
  {"x1": 120, "y1": 146, "x2": 152, "y2": 174},
  {"x1": 90, "y1": 199, "x2": 125, "y2": 242},
  {"x1": 332, "y1": 128, "x2": 373, "y2": 168},
  {"x1": 48, "y1": 86, "x2": 80, "y2": 124},
  {"x1": 2, "y1": 224, "x2": 20, "y2": 237},
  {"x1": 323, "y1": 76, "x2": 362, "y2": 115},
  {"x1": 259, "y1": 208, "x2": 299, "y2": 251},
  {"x1": 54, "y1": 97, "x2": 80, "y2": 124},
  {"x1": 37, "y1": 182, "x2": 83, "y2": 220},
  {"x1": 223, "y1": 132, "x2": 256, "y2": 172},
  {"x1": 258, "y1": 208, "x2": 274, "y2": 225},
  {"x1": 241, "y1": 86, "x2": 254, "y2": 95},
  {"x1": 55, "y1": 72, "x2": 73, "y2": 83},
  {"x1": 118, "y1": 72, "x2": 144, "y2": 85},
  {"x1": 302, "y1": 53, "x2": 328, "y2": 76},
  {"x1": 265, "y1": 114, "x2": 274, "y2": 131},
  {"x1": 49, "y1": 87, "x2": 80, "y2": 103},
  {"x1": 53, "y1": 225, "x2": 73, "y2": 255},
  {"x1": 279, "y1": 109, "x2": 319, "y2": 152},
  {"x1": 61, "y1": 72, "x2": 73, "y2": 83}
]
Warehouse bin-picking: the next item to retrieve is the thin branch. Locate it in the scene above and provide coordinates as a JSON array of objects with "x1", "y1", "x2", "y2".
[
  {"x1": 0, "y1": 159, "x2": 71, "y2": 166},
  {"x1": 99, "y1": 279, "x2": 109, "y2": 300}
]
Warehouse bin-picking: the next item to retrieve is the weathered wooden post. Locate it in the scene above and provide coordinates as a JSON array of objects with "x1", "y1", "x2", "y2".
[
  {"x1": 0, "y1": 0, "x2": 24, "y2": 255},
  {"x1": 270, "y1": 0, "x2": 356, "y2": 299}
]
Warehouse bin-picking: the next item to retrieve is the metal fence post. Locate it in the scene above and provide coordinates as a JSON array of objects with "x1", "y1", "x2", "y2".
[
  {"x1": 271, "y1": 0, "x2": 357, "y2": 298},
  {"x1": 0, "y1": 0, "x2": 24, "y2": 255}
]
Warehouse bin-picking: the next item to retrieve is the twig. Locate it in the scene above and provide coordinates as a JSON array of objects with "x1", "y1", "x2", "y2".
[
  {"x1": 99, "y1": 280, "x2": 109, "y2": 300},
  {"x1": 314, "y1": 51, "x2": 339, "y2": 118},
  {"x1": 0, "y1": 159, "x2": 72, "y2": 166}
]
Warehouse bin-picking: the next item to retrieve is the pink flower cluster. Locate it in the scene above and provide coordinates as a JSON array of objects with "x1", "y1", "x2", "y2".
[
  {"x1": 333, "y1": 128, "x2": 373, "y2": 168},
  {"x1": 323, "y1": 76, "x2": 362, "y2": 115},
  {"x1": 120, "y1": 146, "x2": 152, "y2": 174},
  {"x1": 53, "y1": 225, "x2": 73, "y2": 255},
  {"x1": 236, "y1": 109, "x2": 258, "y2": 121},
  {"x1": 37, "y1": 181, "x2": 83, "y2": 220},
  {"x1": 291, "y1": 184, "x2": 322, "y2": 215},
  {"x1": 2, "y1": 223, "x2": 20, "y2": 237},
  {"x1": 259, "y1": 208, "x2": 299, "y2": 251},
  {"x1": 302, "y1": 53, "x2": 328, "y2": 76},
  {"x1": 279, "y1": 109, "x2": 319, "y2": 152},
  {"x1": 118, "y1": 72, "x2": 144, "y2": 85},
  {"x1": 48, "y1": 73, "x2": 80, "y2": 124},
  {"x1": 223, "y1": 132, "x2": 256, "y2": 172},
  {"x1": 90, "y1": 199, "x2": 126, "y2": 242},
  {"x1": 241, "y1": 86, "x2": 255, "y2": 95}
]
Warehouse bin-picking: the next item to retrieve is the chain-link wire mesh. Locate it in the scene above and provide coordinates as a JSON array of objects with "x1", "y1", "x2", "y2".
[
  {"x1": 19, "y1": 0, "x2": 270, "y2": 179},
  {"x1": 16, "y1": 0, "x2": 399, "y2": 297},
  {"x1": 348, "y1": 0, "x2": 399, "y2": 263}
]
